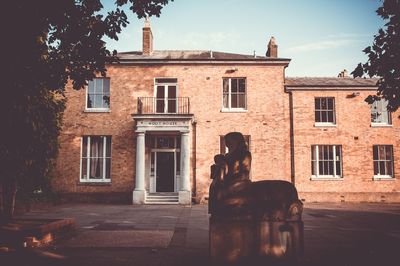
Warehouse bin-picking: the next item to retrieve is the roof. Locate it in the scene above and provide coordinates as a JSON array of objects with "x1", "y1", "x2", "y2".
[
  {"x1": 116, "y1": 50, "x2": 290, "y2": 63},
  {"x1": 285, "y1": 77, "x2": 379, "y2": 88}
]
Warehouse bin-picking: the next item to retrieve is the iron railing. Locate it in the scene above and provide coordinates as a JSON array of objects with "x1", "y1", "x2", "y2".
[{"x1": 137, "y1": 97, "x2": 190, "y2": 114}]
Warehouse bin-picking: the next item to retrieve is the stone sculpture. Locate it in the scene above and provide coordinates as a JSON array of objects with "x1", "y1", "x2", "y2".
[{"x1": 209, "y1": 132, "x2": 304, "y2": 263}]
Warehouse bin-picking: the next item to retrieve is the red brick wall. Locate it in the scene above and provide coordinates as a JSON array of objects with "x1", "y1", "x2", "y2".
[
  {"x1": 52, "y1": 64, "x2": 400, "y2": 203},
  {"x1": 52, "y1": 63, "x2": 291, "y2": 202},
  {"x1": 291, "y1": 89, "x2": 400, "y2": 202}
]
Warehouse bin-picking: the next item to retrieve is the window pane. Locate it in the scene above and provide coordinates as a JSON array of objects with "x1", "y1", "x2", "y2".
[
  {"x1": 87, "y1": 94, "x2": 93, "y2": 108},
  {"x1": 94, "y1": 79, "x2": 103, "y2": 93},
  {"x1": 311, "y1": 146, "x2": 316, "y2": 160},
  {"x1": 320, "y1": 98, "x2": 327, "y2": 109},
  {"x1": 371, "y1": 111, "x2": 378, "y2": 123},
  {"x1": 82, "y1": 137, "x2": 88, "y2": 157},
  {"x1": 328, "y1": 161, "x2": 334, "y2": 175},
  {"x1": 102, "y1": 95, "x2": 110, "y2": 108},
  {"x1": 315, "y1": 98, "x2": 320, "y2": 110},
  {"x1": 385, "y1": 146, "x2": 392, "y2": 160},
  {"x1": 223, "y1": 79, "x2": 229, "y2": 93},
  {"x1": 103, "y1": 79, "x2": 110, "y2": 94},
  {"x1": 90, "y1": 136, "x2": 103, "y2": 157},
  {"x1": 319, "y1": 145, "x2": 324, "y2": 160},
  {"x1": 373, "y1": 146, "x2": 378, "y2": 160},
  {"x1": 223, "y1": 93, "x2": 229, "y2": 108},
  {"x1": 319, "y1": 161, "x2": 324, "y2": 175},
  {"x1": 327, "y1": 111, "x2": 334, "y2": 123},
  {"x1": 90, "y1": 158, "x2": 102, "y2": 178},
  {"x1": 386, "y1": 161, "x2": 393, "y2": 176},
  {"x1": 336, "y1": 161, "x2": 341, "y2": 176},
  {"x1": 323, "y1": 161, "x2": 329, "y2": 175},
  {"x1": 81, "y1": 158, "x2": 87, "y2": 179},
  {"x1": 231, "y1": 94, "x2": 238, "y2": 108},
  {"x1": 327, "y1": 146, "x2": 333, "y2": 160},
  {"x1": 168, "y1": 98, "x2": 177, "y2": 113},
  {"x1": 238, "y1": 79, "x2": 246, "y2": 92},
  {"x1": 336, "y1": 146, "x2": 342, "y2": 159},
  {"x1": 156, "y1": 86, "x2": 165, "y2": 98},
  {"x1": 231, "y1": 79, "x2": 238, "y2": 92},
  {"x1": 378, "y1": 146, "x2": 386, "y2": 160},
  {"x1": 93, "y1": 94, "x2": 101, "y2": 108},
  {"x1": 373, "y1": 161, "x2": 379, "y2": 175},
  {"x1": 105, "y1": 158, "x2": 111, "y2": 179},
  {"x1": 88, "y1": 80, "x2": 95, "y2": 93},
  {"x1": 176, "y1": 136, "x2": 181, "y2": 149},
  {"x1": 327, "y1": 98, "x2": 334, "y2": 110},
  {"x1": 105, "y1": 137, "x2": 111, "y2": 157},
  {"x1": 238, "y1": 94, "x2": 245, "y2": 108},
  {"x1": 156, "y1": 98, "x2": 165, "y2": 113},
  {"x1": 168, "y1": 86, "x2": 176, "y2": 98},
  {"x1": 321, "y1": 111, "x2": 327, "y2": 122},
  {"x1": 315, "y1": 111, "x2": 321, "y2": 122},
  {"x1": 312, "y1": 160, "x2": 317, "y2": 175},
  {"x1": 379, "y1": 161, "x2": 386, "y2": 175}
]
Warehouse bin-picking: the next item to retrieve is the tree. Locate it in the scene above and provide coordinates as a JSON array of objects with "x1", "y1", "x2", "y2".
[
  {"x1": 352, "y1": 0, "x2": 400, "y2": 111},
  {"x1": 0, "y1": 0, "x2": 172, "y2": 223}
]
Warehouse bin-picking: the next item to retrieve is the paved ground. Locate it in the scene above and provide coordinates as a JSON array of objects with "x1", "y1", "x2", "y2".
[{"x1": 1, "y1": 202, "x2": 400, "y2": 266}]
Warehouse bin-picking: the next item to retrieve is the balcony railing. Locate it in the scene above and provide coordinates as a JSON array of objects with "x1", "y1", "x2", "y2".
[{"x1": 137, "y1": 97, "x2": 190, "y2": 114}]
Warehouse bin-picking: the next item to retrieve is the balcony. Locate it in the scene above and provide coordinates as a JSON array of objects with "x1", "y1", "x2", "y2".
[{"x1": 137, "y1": 97, "x2": 190, "y2": 114}]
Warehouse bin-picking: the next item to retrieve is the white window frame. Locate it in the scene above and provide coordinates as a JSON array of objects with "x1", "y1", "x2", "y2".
[
  {"x1": 373, "y1": 145, "x2": 394, "y2": 179},
  {"x1": 85, "y1": 78, "x2": 110, "y2": 112},
  {"x1": 311, "y1": 145, "x2": 342, "y2": 179},
  {"x1": 314, "y1": 97, "x2": 336, "y2": 126},
  {"x1": 80, "y1": 136, "x2": 111, "y2": 182},
  {"x1": 221, "y1": 77, "x2": 247, "y2": 112},
  {"x1": 371, "y1": 99, "x2": 392, "y2": 127},
  {"x1": 154, "y1": 78, "x2": 178, "y2": 114}
]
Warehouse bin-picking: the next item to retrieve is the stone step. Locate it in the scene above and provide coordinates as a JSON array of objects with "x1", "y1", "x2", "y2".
[
  {"x1": 146, "y1": 195, "x2": 179, "y2": 199},
  {"x1": 147, "y1": 192, "x2": 178, "y2": 196},
  {"x1": 145, "y1": 201, "x2": 179, "y2": 205},
  {"x1": 145, "y1": 193, "x2": 179, "y2": 204}
]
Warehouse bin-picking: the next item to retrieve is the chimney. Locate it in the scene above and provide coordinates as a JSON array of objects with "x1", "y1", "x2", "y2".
[
  {"x1": 142, "y1": 17, "x2": 153, "y2": 56},
  {"x1": 266, "y1": 36, "x2": 278, "y2": 58},
  {"x1": 338, "y1": 69, "x2": 348, "y2": 78}
]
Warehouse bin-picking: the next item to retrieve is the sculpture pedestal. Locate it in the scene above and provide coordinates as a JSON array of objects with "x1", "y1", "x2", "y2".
[{"x1": 209, "y1": 216, "x2": 304, "y2": 264}]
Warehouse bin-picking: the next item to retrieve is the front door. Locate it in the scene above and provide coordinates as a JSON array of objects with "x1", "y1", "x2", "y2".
[{"x1": 156, "y1": 152, "x2": 175, "y2": 192}]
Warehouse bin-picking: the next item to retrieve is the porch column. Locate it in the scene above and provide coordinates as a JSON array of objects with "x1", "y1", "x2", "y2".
[
  {"x1": 179, "y1": 131, "x2": 191, "y2": 204},
  {"x1": 133, "y1": 131, "x2": 146, "y2": 204}
]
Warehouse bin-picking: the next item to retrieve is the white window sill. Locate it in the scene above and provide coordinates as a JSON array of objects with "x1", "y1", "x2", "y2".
[
  {"x1": 314, "y1": 122, "x2": 336, "y2": 127},
  {"x1": 79, "y1": 179, "x2": 111, "y2": 184},
  {"x1": 84, "y1": 108, "x2": 110, "y2": 113},
  {"x1": 310, "y1": 176, "x2": 343, "y2": 181},
  {"x1": 373, "y1": 175, "x2": 394, "y2": 180},
  {"x1": 220, "y1": 108, "x2": 247, "y2": 113},
  {"x1": 371, "y1": 123, "x2": 392, "y2": 128}
]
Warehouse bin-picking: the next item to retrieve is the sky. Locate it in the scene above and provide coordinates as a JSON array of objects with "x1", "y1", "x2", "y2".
[{"x1": 103, "y1": 0, "x2": 383, "y2": 77}]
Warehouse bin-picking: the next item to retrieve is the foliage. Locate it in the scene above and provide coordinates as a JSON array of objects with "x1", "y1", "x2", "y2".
[
  {"x1": 1, "y1": 0, "x2": 171, "y2": 215},
  {"x1": 352, "y1": 0, "x2": 400, "y2": 111}
]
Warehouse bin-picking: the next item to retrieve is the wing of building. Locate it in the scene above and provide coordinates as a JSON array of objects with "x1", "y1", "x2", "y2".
[{"x1": 51, "y1": 20, "x2": 400, "y2": 204}]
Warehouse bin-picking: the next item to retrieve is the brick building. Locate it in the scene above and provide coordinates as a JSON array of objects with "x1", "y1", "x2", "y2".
[{"x1": 52, "y1": 20, "x2": 400, "y2": 204}]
